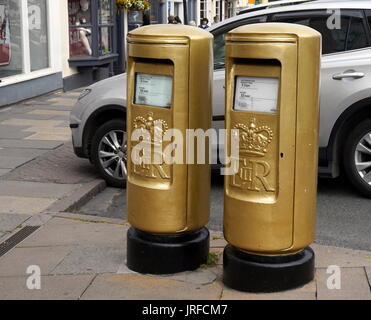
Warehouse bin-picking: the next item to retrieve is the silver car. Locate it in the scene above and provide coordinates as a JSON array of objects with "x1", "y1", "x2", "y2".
[{"x1": 70, "y1": 0, "x2": 371, "y2": 198}]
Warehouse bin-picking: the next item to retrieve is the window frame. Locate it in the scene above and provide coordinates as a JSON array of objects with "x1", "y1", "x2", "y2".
[
  {"x1": 0, "y1": 0, "x2": 56, "y2": 87},
  {"x1": 68, "y1": 0, "x2": 118, "y2": 67}
]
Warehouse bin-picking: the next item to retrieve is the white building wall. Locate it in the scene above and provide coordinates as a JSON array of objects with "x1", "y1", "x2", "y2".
[
  {"x1": 58, "y1": 0, "x2": 78, "y2": 78},
  {"x1": 195, "y1": 0, "x2": 239, "y2": 26}
]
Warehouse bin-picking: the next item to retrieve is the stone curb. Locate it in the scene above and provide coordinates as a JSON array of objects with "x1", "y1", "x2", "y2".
[
  {"x1": 51, "y1": 211, "x2": 128, "y2": 225},
  {"x1": 44, "y1": 179, "x2": 107, "y2": 214}
]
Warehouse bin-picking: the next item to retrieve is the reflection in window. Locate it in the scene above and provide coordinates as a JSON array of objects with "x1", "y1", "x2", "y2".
[
  {"x1": 347, "y1": 17, "x2": 367, "y2": 51},
  {"x1": 98, "y1": 0, "x2": 113, "y2": 56},
  {"x1": 28, "y1": 0, "x2": 49, "y2": 71},
  {"x1": 274, "y1": 12, "x2": 369, "y2": 54},
  {"x1": 99, "y1": 0, "x2": 111, "y2": 24},
  {"x1": 99, "y1": 26, "x2": 111, "y2": 55},
  {"x1": 0, "y1": 0, "x2": 23, "y2": 78},
  {"x1": 213, "y1": 33, "x2": 225, "y2": 70},
  {"x1": 68, "y1": 0, "x2": 92, "y2": 57},
  {"x1": 212, "y1": 16, "x2": 267, "y2": 70}
]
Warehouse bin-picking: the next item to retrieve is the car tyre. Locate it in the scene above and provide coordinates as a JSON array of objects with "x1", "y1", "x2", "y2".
[
  {"x1": 91, "y1": 119, "x2": 127, "y2": 189},
  {"x1": 343, "y1": 118, "x2": 371, "y2": 198}
]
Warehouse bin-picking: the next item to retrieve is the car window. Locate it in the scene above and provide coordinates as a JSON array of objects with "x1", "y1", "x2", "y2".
[
  {"x1": 347, "y1": 16, "x2": 368, "y2": 51},
  {"x1": 272, "y1": 10, "x2": 369, "y2": 54},
  {"x1": 213, "y1": 15, "x2": 267, "y2": 70}
]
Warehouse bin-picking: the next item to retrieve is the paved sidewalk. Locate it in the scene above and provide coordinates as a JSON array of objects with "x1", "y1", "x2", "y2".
[
  {"x1": 0, "y1": 90, "x2": 370, "y2": 300},
  {"x1": 0, "y1": 90, "x2": 104, "y2": 238},
  {"x1": 0, "y1": 212, "x2": 370, "y2": 300}
]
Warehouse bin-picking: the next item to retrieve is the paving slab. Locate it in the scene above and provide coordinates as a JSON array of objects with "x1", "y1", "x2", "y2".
[
  {"x1": 0, "y1": 125, "x2": 33, "y2": 139},
  {"x1": 210, "y1": 248, "x2": 223, "y2": 266},
  {"x1": 19, "y1": 217, "x2": 127, "y2": 247},
  {"x1": 0, "y1": 113, "x2": 15, "y2": 122},
  {"x1": 81, "y1": 274, "x2": 222, "y2": 300},
  {"x1": 0, "y1": 181, "x2": 80, "y2": 198},
  {"x1": 210, "y1": 231, "x2": 227, "y2": 248},
  {"x1": 0, "y1": 139, "x2": 63, "y2": 150},
  {"x1": 21, "y1": 96, "x2": 58, "y2": 105},
  {"x1": 8, "y1": 106, "x2": 41, "y2": 113},
  {"x1": 312, "y1": 243, "x2": 371, "y2": 268},
  {"x1": 22, "y1": 213, "x2": 53, "y2": 226},
  {"x1": 0, "y1": 148, "x2": 47, "y2": 159},
  {"x1": 53, "y1": 117, "x2": 70, "y2": 122},
  {"x1": 54, "y1": 212, "x2": 126, "y2": 226},
  {"x1": 76, "y1": 187, "x2": 125, "y2": 219},
  {"x1": 0, "y1": 246, "x2": 72, "y2": 276},
  {"x1": 28, "y1": 105, "x2": 75, "y2": 111},
  {"x1": 4, "y1": 114, "x2": 55, "y2": 120},
  {"x1": 29, "y1": 110, "x2": 71, "y2": 116},
  {"x1": 159, "y1": 267, "x2": 219, "y2": 285},
  {"x1": 3, "y1": 143, "x2": 99, "y2": 184},
  {"x1": 0, "y1": 275, "x2": 94, "y2": 300},
  {"x1": 0, "y1": 213, "x2": 31, "y2": 232},
  {"x1": 0, "y1": 196, "x2": 56, "y2": 214},
  {"x1": 46, "y1": 98, "x2": 77, "y2": 106},
  {"x1": 52, "y1": 245, "x2": 125, "y2": 275},
  {"x1": 366, "y1": 267, "x2": 371, "y2": 288},
  {"x1": 0, "y1": 231, "x2": 7, "y2": 242},
  {"x1": 46, "y1": 179, "x2": 106, "y2": 213},
  {"x1": 0, "y1": 169, "x2": 11, "y2": 176},
  {"x1": 23, "y1": 127, "x2": 70, "y2": 134},
  {"x1": 221, "y1": 281, "x2": 316, "y2": 300},
  {"x1": 316, "y1": 267, "x2": 371, "y2": 300},
  {"x1": 0, "y1": 156, "x2": 34, "y2": 169},
  {"x1": 1, "y1": 119, "x2": 65, "y2": 128},
  {"x1": 25, "y1": 133, "x2": 71, "y2": 141}
]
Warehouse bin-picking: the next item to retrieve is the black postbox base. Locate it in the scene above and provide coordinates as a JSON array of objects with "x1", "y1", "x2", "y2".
[
  {"x1": 127, "y1": 227, "x2": 209, "y2": 274},
  {"x1": 223, "y1": 244, "x2": 315, "y2": 293}
]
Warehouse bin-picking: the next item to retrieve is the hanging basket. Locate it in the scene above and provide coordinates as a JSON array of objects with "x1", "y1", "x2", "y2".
[{"x1": 116, "y1": 0, "x2": 150, "y2": 11}]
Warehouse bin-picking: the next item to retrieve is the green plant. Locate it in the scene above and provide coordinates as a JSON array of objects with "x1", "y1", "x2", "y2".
[{"x1": 201, "y1": 252, "x2": 219, "y2": 269}]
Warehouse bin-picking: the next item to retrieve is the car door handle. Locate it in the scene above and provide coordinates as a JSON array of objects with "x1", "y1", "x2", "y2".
[{"x1": 332, "y1": 72, "x2": 365, "y2": 80}]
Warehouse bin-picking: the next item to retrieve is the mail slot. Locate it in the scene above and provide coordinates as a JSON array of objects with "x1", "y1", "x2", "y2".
[
  {"x1": 126, "y1": 25, "x2": 213, "y2": 274},
  {"x1": 223, "y1": 23, "x2": 321, "y2": 292}
]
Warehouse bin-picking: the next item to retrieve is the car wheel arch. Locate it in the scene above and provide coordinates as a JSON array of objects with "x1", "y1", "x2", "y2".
[
  {"x1": 327, "y1": 97, "x2": 371, "y2": 171},
  {"x1": 82, "y1": 104, "x2": 126, "y2": 158}
]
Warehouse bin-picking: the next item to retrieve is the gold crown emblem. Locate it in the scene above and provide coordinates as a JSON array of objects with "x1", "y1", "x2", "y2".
[
  {"x1": 133, "y1": 112, "x2": 168, "y2": 143},
  {"x1": 234, "y1": 118, "x2": 273, "y2": 157}
]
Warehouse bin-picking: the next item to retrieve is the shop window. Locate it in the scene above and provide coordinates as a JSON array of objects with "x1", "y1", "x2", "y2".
[
  {"x1": 68, "y1": 0, "x2": 116, "y2": 66},
  {"x1": 98, "y1": 0, "x2": 113, "y2": 56},
  {"x1": 28, "y1": 0, "x2": 49, "y2": 71},
  {"x1": 0, "y1": 0, "x2": 23, "y2": 78},
  {"x1": 68, "y1": 0, "x2": 93, "y2": 57}
]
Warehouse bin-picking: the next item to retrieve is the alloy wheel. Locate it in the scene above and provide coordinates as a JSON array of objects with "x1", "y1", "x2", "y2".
[
  {"x1": 355, "y1": 131, "x2": 371, "y2": 185},
  {"x1": 98, "y1": 130, "x2": 127, "y2": 181}
]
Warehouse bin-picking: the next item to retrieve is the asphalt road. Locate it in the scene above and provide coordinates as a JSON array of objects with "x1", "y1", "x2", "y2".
[{"x1": 76, "y1": 172, "x2": 371, "y2": 252}]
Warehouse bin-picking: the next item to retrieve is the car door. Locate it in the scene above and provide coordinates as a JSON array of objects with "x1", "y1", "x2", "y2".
[
  {"x1": 211, "y1": 15, "x2": 267, "y2": 163},
  {"x1": 271, "y1": 9, "x2": 371, "y2": 151}
]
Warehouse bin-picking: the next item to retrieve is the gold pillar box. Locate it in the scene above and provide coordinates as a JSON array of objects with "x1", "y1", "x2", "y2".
[
  {"x1": 126, "y1": 25, "x2": 213, "y2": 235},
  {"x1": 224, "y1": 23, "x2": 321, "y2": 256}
]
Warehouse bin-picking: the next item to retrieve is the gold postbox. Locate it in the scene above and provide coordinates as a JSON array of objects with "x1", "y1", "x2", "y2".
[
  {"x1": 224, "y1": 23, "x2": 321, "y2": 255},
  {"x1": 126, "y1": 25, "x2": 213, "y2": 235}
]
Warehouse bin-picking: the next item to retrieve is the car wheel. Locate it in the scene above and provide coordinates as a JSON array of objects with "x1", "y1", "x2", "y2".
[
  {"x1": 343, "y1": 118, "x2": 371, "y2": 198},
  {"x1": 91, "y1": 119, "x2": 127, "y2": 188}
]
